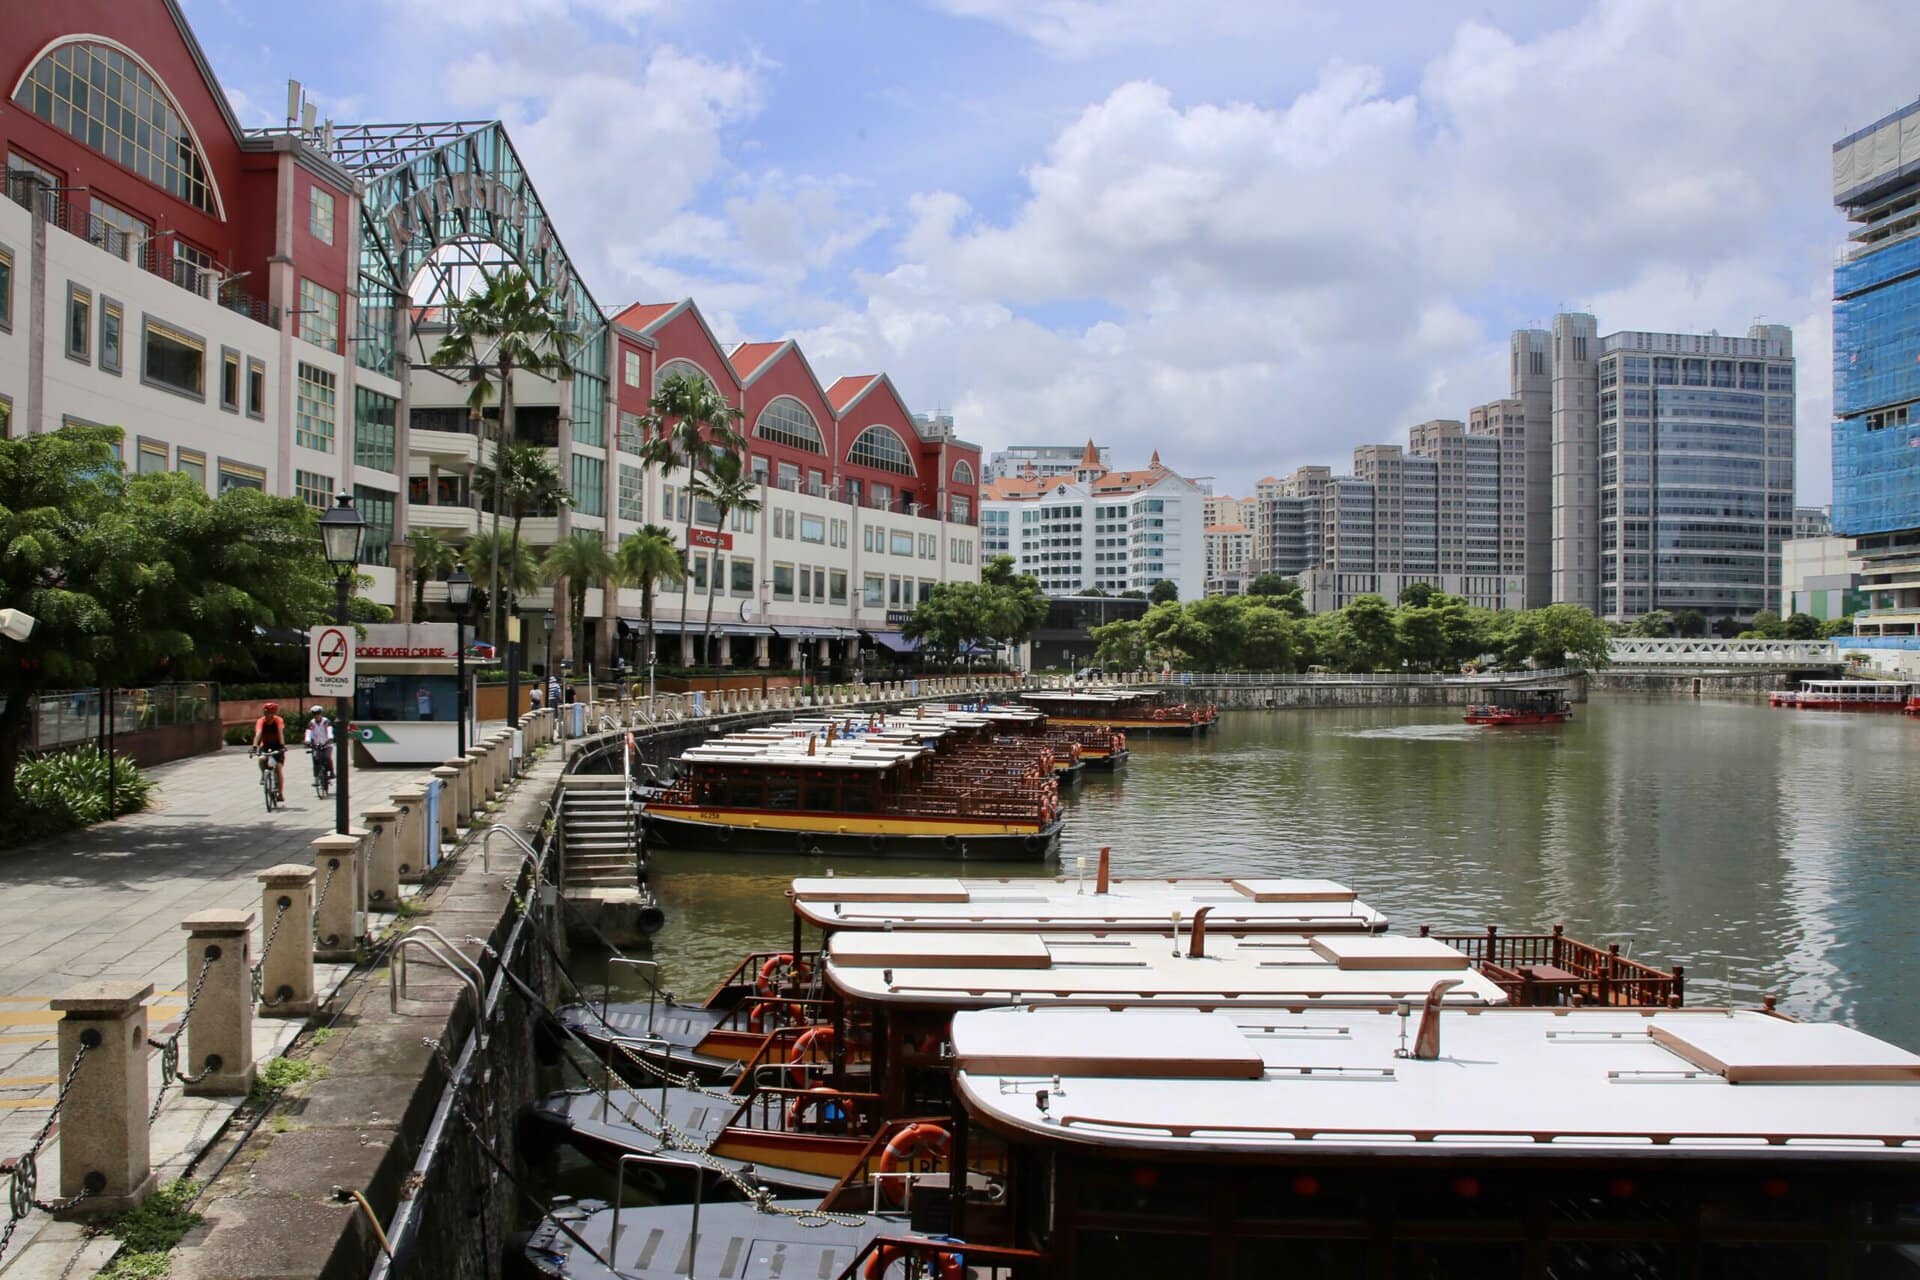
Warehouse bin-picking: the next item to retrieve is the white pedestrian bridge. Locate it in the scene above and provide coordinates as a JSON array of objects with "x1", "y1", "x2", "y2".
[{"x1": 1605, "y1": 639, "x2": 1843, "y2": 669}]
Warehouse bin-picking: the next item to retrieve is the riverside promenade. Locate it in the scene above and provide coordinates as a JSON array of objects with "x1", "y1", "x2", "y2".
[{"x1": 0, "y1": 744, "x2": 429, "y2": 1277}]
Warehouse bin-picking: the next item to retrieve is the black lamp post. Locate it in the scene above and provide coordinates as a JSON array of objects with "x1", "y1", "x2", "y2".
[
  {"x1": 318, "y1": 493, "x2": 367, "y2": 836},
  {"x1": 542, "y1": 609, "x2": 556, "y2": 678},
  {"x1": 446, "y1": 563, "x2": 474, "y2": 757}
]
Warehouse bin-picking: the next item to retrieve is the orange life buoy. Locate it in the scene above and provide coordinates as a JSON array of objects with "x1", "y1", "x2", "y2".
[
  {"x1": 756, "y1": 953, "x2": 812, "y2": 996},
  {"x1": 864, "y1": 1241, "x2": 963, "y2": 1280},
  {"x1": 787, "y1": 1024, "x2": 836, "y2": 1085},
  {"x1": 875, "y1": 1123, "x2": 950, "y2": 1205},
  {"x1": 747, "y1": 1001, "x2": 805, "y2": 1033}
]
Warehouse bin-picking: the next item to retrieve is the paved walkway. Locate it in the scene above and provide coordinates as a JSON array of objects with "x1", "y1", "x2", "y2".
[{"x1": 0, "y1": 744, "x2": 443, "y2": 1277}]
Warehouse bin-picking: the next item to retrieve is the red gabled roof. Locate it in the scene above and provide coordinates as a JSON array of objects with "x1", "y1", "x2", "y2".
[
  {"x1": 730, "y1": 342, "x2": 785, "y2": 380},
  {"x1": 1079, "y1": 438, "x2": 1101, "y2": 468},
  {"x1": 827, "y1": 375, "x2": 880, "y2": 412},
  {"x1": 983, "y1": 475, "x2": 1054, "y2": 501},
  {"x1": 613, "y1": 301, "x2": 681, "y2": 332}
]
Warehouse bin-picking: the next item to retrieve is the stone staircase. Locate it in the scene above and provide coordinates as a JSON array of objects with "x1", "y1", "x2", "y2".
[{"x1": 559, "y1": 776, "x2": 636, "y2": 888}]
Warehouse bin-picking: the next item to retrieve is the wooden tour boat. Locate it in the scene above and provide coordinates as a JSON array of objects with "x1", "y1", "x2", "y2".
[
  {"x1": 523, "y1": 1003, "x2": 1920, "y2": 1277},
  {"x1": 1017, "y1": 688, "x2": 1219, "y2": 736},
  {"x1": 1464, "y1": 685, "x2": 1573, "y2": 726},
  {"x1": 639, "y1": 713, "x2": 1064, "y2": 860},
  {"x1": 924, "y1": 700, "x2": 1132, "y2": 771},
  {"x1": 1770, "y1": 678, "x2": 1912, "y2": 710}
]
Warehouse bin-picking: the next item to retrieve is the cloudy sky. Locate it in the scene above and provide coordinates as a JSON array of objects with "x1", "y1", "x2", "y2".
[{"x1": 190, "y1": 0, "x2": 1918, "y2": 502}]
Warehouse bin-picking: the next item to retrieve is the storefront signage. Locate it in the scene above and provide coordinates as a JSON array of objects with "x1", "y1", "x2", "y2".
[
  {"x1": 886, "y1": 611, "x2": 913, "y2": 627},
  {"x1": 352, "y1": 623, "x2": 459, "y2": 661},
  {"x1": 689, "y1": 529, "x2": 733, "y2": 550}
]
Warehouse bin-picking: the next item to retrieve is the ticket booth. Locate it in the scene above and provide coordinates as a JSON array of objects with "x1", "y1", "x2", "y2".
[{"x1": 348, "y1": 623, "x2": 475, "y2": 765}]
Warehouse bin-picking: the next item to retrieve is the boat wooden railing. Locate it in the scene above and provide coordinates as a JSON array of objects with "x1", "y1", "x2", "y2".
[
  {"x1": 704, "y1": 948, "x2": 826, "y2": 1004},
  {"x1": 816, "y1": 1114, "x2": 966, "y2": 1214},
  {"x1": 830, "y1": 1235, "x2": 1048, "y2": 1280},
  {"x1": 724, "y1": 1019, "x2": 869, "y2": 1095},
  {"x1": 720, "y1": 1082, "x2": 885, "y2": 1139},
  {"x1": 1421, "y1": 924, "x2": 1684, "y2": 1008},
  {"x1": 711, "y1": 993, "x2": 839, "y2": 1041}
]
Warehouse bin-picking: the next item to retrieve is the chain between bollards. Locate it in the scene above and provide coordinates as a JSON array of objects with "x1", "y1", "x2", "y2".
[
  {"x1": 149, "y1": 949, "x2": 220, "y2": 1122},
  {"x1": 253, "y1": 897, "x2": 295, "y2": 1006},
  {"x1": 0, "y1": 1036, "x2": 97, "y2": 1265}
]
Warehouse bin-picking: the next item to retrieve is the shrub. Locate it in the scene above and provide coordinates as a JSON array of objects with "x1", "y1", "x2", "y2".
[{"x1": 0, "y1": 747, "x2": 153, "y2": 846}]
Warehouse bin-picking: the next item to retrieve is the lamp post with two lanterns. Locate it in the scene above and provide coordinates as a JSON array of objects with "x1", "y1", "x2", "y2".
[
  {"x1": 446, "y1": 563, "x2": 474, "y2": 757},
  {"x1": 318, "y1": 494, "x2": 367, "y2": 836}
]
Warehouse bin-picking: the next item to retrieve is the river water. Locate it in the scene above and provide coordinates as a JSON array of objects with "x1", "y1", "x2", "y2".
[{"x1": 623, "y1": 696, "x2": 1920, "y2": 1049}]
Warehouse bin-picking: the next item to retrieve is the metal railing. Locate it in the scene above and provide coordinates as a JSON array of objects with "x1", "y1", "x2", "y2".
[
  {"x1": 1605, "y1": 639, "x2": 1840, "y2": 667},
  {"x1": 1144, "y1": 667, "x2": 1583, "y2": 687},
  {"x1": 31, "y1": 682, "x2": 218, "y2": 752}
]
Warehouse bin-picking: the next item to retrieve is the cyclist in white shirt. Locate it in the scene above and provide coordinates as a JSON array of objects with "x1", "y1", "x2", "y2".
[{"x1": 304, "y1": 707, "x2": 335, "y2": 793}]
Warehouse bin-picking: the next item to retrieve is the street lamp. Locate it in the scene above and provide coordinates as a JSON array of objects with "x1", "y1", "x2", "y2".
[
  {"x1": 542, "y1": 609, "x2": 556, "y2": 677},
  {"x1": 446, "y1": 563, "x2": 474, "y2": 757},
  {"x1": 318, "y1": 493, "x2": 366, "y2": 836}
]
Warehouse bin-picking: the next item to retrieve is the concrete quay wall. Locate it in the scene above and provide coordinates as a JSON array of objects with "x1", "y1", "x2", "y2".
[
  {"x1": 1192, "y1": 674, "x2": 1589, "y2": 710},
  {"x1": 1587, "y1": 670, "x2": 1794, "y2": 699}
]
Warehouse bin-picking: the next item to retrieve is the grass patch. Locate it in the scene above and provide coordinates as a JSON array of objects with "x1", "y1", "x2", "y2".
[
  {"x1": 248, "y1": 1055, "x2": 319, "y2": 1102},
  {"x1": 98, "y1": 1177, "x2": 203, "y2": 1277},
  {"x1": 394, "y1": 899, "x2": 428, "y2": 919},
  {"x1": 308, "y1": 1027, "x2": 338, "y2": 1047},
  {"x1": 99, "y1": 1254, "x2": 171, "y2": 1280}
]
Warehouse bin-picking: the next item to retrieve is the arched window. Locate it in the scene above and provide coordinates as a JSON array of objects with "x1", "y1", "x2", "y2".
[
  {"x1": 951, "y1": 459, "x2": 975, "y2": 485},
  {"x1": 13, "y1": 40, "x2": 220, "y2": 216},
  {"x1": 848, "y1": 425, "x2": 916, "y2": 476},
  {"x1": 654, "y1": 358, "x2": 715, "y2": 394},
  {"x1": 755, "y1": 396, "x2": 824, "y2": 453}
]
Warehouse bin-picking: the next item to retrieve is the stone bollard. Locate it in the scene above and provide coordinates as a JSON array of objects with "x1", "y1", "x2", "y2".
[
  {"x1": 256, "y1": 865, "x2": 316, "y2": 1017},
  {"x1": 464, "y1": 751, "x2": 489, "y2": 814},
  {"x1": 493, "y1": 730, "x2": 512, "y2": 789},
  {"x1": 179, "y1": 910, "x2": 256, "y2": 1096},
  {"x1": 441, "y1": 757, "x2": 472, "y2": 829},
  {"x1": 390, "y1": 784, "x2": 427, "y2": 883},
  {"x1": 310, "y1": 833, "x2": 363, "y2": 962},
  {"x1": 431, "y1": 766, "x2": 460, "y2": 847},
  {"x1": 362, "y1": 804, "x2": 402, "y2": 909},
  {"x1": 49, "y1": 982, "x2": 157, "y2": 1214}
]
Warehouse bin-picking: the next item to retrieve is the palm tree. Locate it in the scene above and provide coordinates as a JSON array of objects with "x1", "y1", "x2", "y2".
[
  {"x1": 405, "y1": 528, "x2": 458, "y2": 617},
  {"x1": 690, "y1": 451, "x2": 763, "y2": 665},
  {"x1": 541, "y1": 529, "x2": 614, "y2": 673},
  {"x1": 464, "y1": 529, "x2": 538, "y2": 639},
  {"x1": 429, "y1": 268, "x2": 578, "y2": 647},
  {"x1": 474, "y1": 441, "x2": 571, "y2": 563},
  {"x1": 614, "y1": 524, "x2": 686, "y2": 669},
  {"x1": 637, "y1": 370, "x2": 745, "y2": 577}
]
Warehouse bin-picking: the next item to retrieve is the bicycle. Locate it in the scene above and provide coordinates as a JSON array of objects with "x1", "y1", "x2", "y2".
[
  {"x1": 253, "y1": 747, "x2": 284, "y2": 812},
  {"x1": 310, "y1": 743, "x2": 334, "y2": 798}
]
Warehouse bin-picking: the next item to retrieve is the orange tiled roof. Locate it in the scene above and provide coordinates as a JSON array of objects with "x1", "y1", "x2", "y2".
[
  {"x1": 827, "y1": 374, "x2": 879, "y2": 411},
  {"x1": 982, "y1": 474, "x2": 1054, "y2": 500},
  {"x1": 613, "y1": 301, "x2": 679, "y2": 331},
  {"x1": 730, "y1": 341, "x2": 784, "y2": 378}
]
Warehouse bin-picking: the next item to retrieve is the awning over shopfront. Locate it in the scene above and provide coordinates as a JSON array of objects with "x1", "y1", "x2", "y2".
[
  {"x1": 867, "y1": 631, "x2": 919, "y2": 655},
  {"x1": 774, "y1": 625, "x2": 856, "y2": 639}
]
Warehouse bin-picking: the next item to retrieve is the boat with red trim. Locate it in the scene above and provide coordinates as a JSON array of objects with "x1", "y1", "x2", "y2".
[
  {"x1": 1015, "y1": 688, "x2": 1218, "y2": 736},
  {"x1": 1464, "y1": 685, "x2": 1573, "y2": 725},
  {"x1": 1769, "y1": 678, "x2": 1912, "y2": 710}
]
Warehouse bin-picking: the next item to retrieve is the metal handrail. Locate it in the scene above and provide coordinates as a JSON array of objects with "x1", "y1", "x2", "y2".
[
  {"x1": 480, "y1": 823, "x2": 545, "y2": 874},
  {"x1": 616, "y1": 1151, "x2": 702, "y2": 1278},
  {"x1": 390, "y1": 937, "x2": 487, "y2": 1046},
  {"x1": 601, "y1": 957, "x2": 663, "y2": 1030},
  {"x1": 392, "y1": 926, "x2": 489, "y2": 989},
  {"x1": 603, "y1": 1034, "x2": 672, "y2": 1129}
]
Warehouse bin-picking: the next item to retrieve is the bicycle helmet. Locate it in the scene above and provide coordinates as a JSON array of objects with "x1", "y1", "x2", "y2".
[
  {"x1": 263, "y1": 701, "x2": 280, "y2": 713},
  {"x1": 309, "y1": 706, "x2": 325, "y2": 715}
]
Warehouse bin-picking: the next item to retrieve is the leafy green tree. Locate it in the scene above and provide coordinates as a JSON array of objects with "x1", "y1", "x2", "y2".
[
  {"x1": 540, "y1": 531, "x2": 613, "y2": 670},
  {"x1": 1629, "y1": 609, "x2": 1676, "y2": 638},
  {"x1": 1247, "y1": 572, "x2": 1290, "y2": 598},
  {"x1": 1819, "y1": 615, "x2": 1856, "y2": 639},
  {"x1": 1395, "y1": 606, "x2": 1449, "y2": 671},
  {"x1": 1339, "y1": 595, "x2": 1398, "y2": 671},
  {"x1": 1398, "y1": 581, "x2": 1440, "y2": 609},
  {"x1": 690, "y1": 451, "x2": 763, "y2": 664},
  {"x1": 0, "y1": 427, "x2": 380, "y2": 806},
  {"x1": 405, "y1": 529, "x2": 458, "y2": 616},
  {"x1": 1673, "y1": 609, "x2": 1707, "y2": 638},
  {"x1": 1783, "y1": 612, "x2": 1821, "y2": 640},
  {"x1": 1439, "y1": 602, "x2": 1495, "y2": 669},
  {"x1": 1142, "y1": 600, "x2": 1210, "y2": 668},
  {"x1": 473, "y1": 440, "x2": 571, "y2": 616},
  {"x1": 1080, "y1": 587, "x2": 1109, "y2": 598},
  {"x1": 1527, "y1": 604, "x2": 1611, "y2": 668},
  {"x1": 638, "y1": 371, "x2": 747, "y2": 574},
  {"x1": 1247, "y1": 574, "x2": 1306, "y2": 617},
  {"x1": 1090, "y1": 617, "x2": 1149, "y2": 670},
  {"x1": 614, "y1": 524, "x2": 686, "y2": 664},
  {"x1": 429, "y1": 268, "x2": 577, "y2": 644},
  {"x1": 1238, "y1": 602, "x2": 1299, "y2": 671},
  {"x1": 464, "y1": 530, "x2": 538, "y2": 623},
  {"x1": 978, "y1": 555, "x2": 1049, "y2": 644},
  {"x1": 1148, "y1": 578, "x2": 1180, "y2": 604},
  {"x1": 1747, "y1": 609, "x2": 1786, "y2": 640},
  {"x1": 1117, "y1": 589, "x2": 1147, "y2": 601}
]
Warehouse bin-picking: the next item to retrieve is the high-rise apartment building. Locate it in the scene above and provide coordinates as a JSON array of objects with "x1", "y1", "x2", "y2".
[
  {"x1": 1831, "y1": 101, "x2": 1920, "y2": 652},
  {"x1": 982, "y1": 442, "x2": 1111, "y2": 483},
  {"x1": 1546, "y1": 315, "x2": 1794, "y2": 623}
]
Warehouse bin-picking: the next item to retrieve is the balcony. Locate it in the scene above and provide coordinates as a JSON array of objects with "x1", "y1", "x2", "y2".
[{"x1": 409, "y1": 506, "x2": 480, "y2": 537}]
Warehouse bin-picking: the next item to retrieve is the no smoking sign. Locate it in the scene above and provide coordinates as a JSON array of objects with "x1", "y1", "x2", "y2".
[{"x1": 308, "y1": 625, "x2": 356, "y2": 698}]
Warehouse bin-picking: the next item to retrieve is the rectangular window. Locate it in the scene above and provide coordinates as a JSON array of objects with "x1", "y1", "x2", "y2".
[
  {"x1": 176, "y1": 448, "x2": 206, "y2": 489},
  {"x1": 174, "y1": 240, "x2": 213, "y2": 292},
  {"x1": 217, "y1": 460, "x2": 265, "y2": 493},
  {"x1": 919, "y1": 579, "x2": 935, "y2": 603},
  {"x1": 99, "y1": 299, "x2": 122, "y2": 374},
  {"x1": 353, "y1": 485, "x2": 394, "y2": 567},
  {"x1": 571, "y1": 455, "x2": 606, "y2": 517},
  {"x1": 143, "y1": 319, "x2": 205, "y2": 398},
  {"x1": 295, "y1": 362, "x2": 336, "y2": 451},
  {"x1": 829, "y1": 570, "x2": 848, "y2": 605},
  {"x1": 750, "y1": 454, "x2": 769, "y2": 484},
  {"x1": 0, "y1": 245, "x2": 13, "y2": 331},
  {"x1": 309, "y1": 188, "x2": 335, "y2": 245},
  {"x1": 623, "y1": 350, "x2": 642, "y2": 388},
  {"x1": 691, "y1": 553, "x2": 711, "y2": 593},
  {"x1": 863, "y1": 574, "x2": 884, "y2": 608},
  {"x1": 889, "y1": 577, "x2": 903, "y2": 606},
  {"x1": 798, "y1": 564, "x2": 813, "y2": 602},
  {"x1": 730, "y1": 557, "x2": 754, "y2": 596},
  {"x1": 800, "y1": 514, "x2": 826, "y2": 544},
  {"x1": 298, "y1": 278, "x2": 340, "y2": 351},
  {"x1": 776, "y1": 461, "x2": 800, "y2": 490},
  {"x1": 617, "y1": 411, "x2": 645, "y2": 454},
  {"x1": 136, "y1": 439, "x2": 168, "y2": 475},
  {"x1": 813, "y1": 567, "x2": 826, "y2": 600},
  {"x1": 220, "y1": 348, "x2": 240, "y2": 411},
  {"x1": 294, "y1": 468, "x2": 333, "y2": 510},
  {"x1": 246, "y1": 358, "x2": 266, "y2": 418},
  {"x1": 890, "y1": 530, "x2": 914, "y2": 556},
  {"x1": 772, "y1": 562, "x2": 795, "y2": 601},
  {"x1": 617, "y1": 464, "x2": 646, "y2": 522},
  {"x1": 354, "y1": 388, "x2": 397, "y2": 471},
  {"x1": 67, "y1": 284, "x2": 91, "y2": 362}
]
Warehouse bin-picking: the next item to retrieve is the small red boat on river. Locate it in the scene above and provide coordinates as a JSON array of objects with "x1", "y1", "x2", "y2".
[{"x1": 1464, "y1": 686, "x2": 1572, "y2": 726}]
